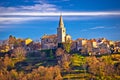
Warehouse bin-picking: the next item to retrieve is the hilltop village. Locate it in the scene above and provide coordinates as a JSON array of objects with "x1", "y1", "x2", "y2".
[
  {"x1": 1, "y1": 15, "x2": 120, "y2": 80},
  {"x1": 1, "y1": 15, "x2": 120, "y2": 55},
  {"x1": 40, "y1": 15, "x2": 120, "y2": 55}
]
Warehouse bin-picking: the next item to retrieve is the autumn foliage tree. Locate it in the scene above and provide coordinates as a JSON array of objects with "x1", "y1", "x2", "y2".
[
  {"x1": 22, "y1": 66, "x2": 62, "y2": 80},
  {"x1": 55, "y1": 48, "x2": 64, "y2": 57},
  {"x1": 8, "y1": 35, "x2": 16, "y2": 45},
  {"x1": 58, "y1": 53, "x2": 71, "y2": 71},
  {"x1": 56, "y1": 48, "x2": 71, "y2": 70},
  {"x1": 13, "y1": 47, "x2": 27, "y2": 61},
  {"x1": 86, "y1": 56, "x2": 116, "y2": 79}
]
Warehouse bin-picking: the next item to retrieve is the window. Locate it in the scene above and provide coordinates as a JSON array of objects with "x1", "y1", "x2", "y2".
[{"x1": 46, "y1": 39, "x2": 48, "y2": 42}]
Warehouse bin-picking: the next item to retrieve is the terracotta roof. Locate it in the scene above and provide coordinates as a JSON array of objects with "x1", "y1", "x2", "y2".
[
  {"x1": 42, "y1": 34, "x2": 57, "y2": 39},
  {"x1": 72, "y1": 40, "x2": 77, "y2": 42},
  {"x1": 76, "y1": 38, "x2": 83, "y2": 41}
]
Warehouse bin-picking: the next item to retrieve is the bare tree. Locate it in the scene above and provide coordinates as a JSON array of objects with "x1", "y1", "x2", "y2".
[
  {"x1": 55, "y1": 48, "x2": 64, "y2": 57},
  {"x1": 13, "y1": 47, "x2": 27, "y2": 61}
]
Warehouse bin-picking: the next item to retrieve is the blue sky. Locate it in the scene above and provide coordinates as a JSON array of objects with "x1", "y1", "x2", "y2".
[{"x1": 0, "y1": 0, "x2": 120, "y2": 41}]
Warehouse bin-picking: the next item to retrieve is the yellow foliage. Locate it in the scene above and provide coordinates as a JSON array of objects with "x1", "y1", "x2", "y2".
[
  {"x1": 0, "y1": 45, "x2": 10, "y2": 52},
  {"x1": 10, "y1": 70, "x2": 18, "y2": 79},
  {"x1": 1, "y1": 50, "x2": 5, "y2": 52}
]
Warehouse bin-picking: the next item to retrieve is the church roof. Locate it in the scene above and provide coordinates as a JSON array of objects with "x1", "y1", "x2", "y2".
[
  {"x1": 59, "y1": 15, "x2": 64, "y2": 28},
  {"x1": 42, "y1": 34, "x2": 57, "y2": 39},
  {"x1": 76, "y1": 38, "x2": 83, "y2": 41}
]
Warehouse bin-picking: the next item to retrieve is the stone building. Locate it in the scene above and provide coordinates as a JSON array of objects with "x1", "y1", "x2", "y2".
[
  {"x1": 41, "y1": 34, "x2": 57, "y2": 50},
  {"x1": 71, "y1": 38, "x2": 88, "y2": 51}
]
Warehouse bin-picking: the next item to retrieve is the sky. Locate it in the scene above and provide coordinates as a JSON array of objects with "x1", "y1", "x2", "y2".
[{"x1": 0, "y1": 0, "x2": 120, "y2": 41}]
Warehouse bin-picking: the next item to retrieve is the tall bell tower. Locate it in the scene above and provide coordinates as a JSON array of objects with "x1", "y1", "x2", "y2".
[{"x1": 57, "y1": 15, "x2": 66, "y2": 43}]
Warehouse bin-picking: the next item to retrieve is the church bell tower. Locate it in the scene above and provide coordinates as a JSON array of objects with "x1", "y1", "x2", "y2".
[{"x1": 57, "y1": 15, "x2": 66, "y2": 43}]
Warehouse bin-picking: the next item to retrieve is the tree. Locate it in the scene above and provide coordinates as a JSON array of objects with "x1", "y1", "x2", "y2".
[
  {"x1": 63, "y1": 40, "x2": 71, "y2": 53},
  {"x1": 115, "y1": 63, "x2": 120, "y2": 75},
  {"x1": 0, "y1": 58, "x2": 6, "y2": 72},
  {"x1": 28, "y1": 66, "x2": 62, "y2": 80},
  {"x1": 9, "y1": 69, "x2": 19, "y2": 80},
  {"x1": 56, "y1": 48, "x2": 71, "y2": 70},
  {"x1": 86, "y1": 56, "x2": 100, "y2": 76},
  {"x1": 14, "y1": 38, "x2": 23, "y2": 48},
  {"x1": 58, "y1": 53, "x2": 71, "y2": 71},
  {"x1": 8, "y1": 35, "x2": 16, "y2": 44},
  {"x1": 49, "y1": 49, "x2": 54, "y2": 59},
  {"x1": 3, "y1": 54, "x2": 15, "y2": 69},
  {"x1": 13, "y1": 47, "x2": 27, "y2": 61},
  {"x1": 86, "y1": 56, "x2": 116, "y2": 79},
  {"x1": 55, "y1": 48, "x2": 64, "y2": 57}
]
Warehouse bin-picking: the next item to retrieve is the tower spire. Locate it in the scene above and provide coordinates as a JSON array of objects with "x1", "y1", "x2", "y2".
[
  {"x1": 57, "y1": 15, "x2": 66, "y2": 43},
  {"x1": 59, "y1": 15, "x2": 64, "y2": 28}
]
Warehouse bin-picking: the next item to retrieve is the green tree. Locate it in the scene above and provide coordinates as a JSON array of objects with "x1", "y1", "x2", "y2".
[
  {"x1": 49, "y1": 49, "x2": 54, "y2": 59},
  {"x1": 63, "y1": 40, "x2": 71, "y2": 53}
]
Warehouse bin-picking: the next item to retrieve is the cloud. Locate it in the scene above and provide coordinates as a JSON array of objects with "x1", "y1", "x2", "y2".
[
  {"x1": 0, "y1": 1, "x2": 120, "y2": 24},
  {"x1": 0, "y1": 16, "x2": 93, "y2": 24},
  {"x1": 0, "y1": 11, "x2": 120, "y2": 24},
  {"x1": 20, "y1": 3, "x2": 57, "y2": 11},
  {"x1": 80, "y1": 26, "x2": 117, "y2": 32},
  {"x1": 0, "y1": 17, "x2": 34, "y2": 24},
  {"x1": 89, "y1": 26, "x2": 118, "y2": 30},
  {"x1": 0, "y1": 1, "x2": 59, "y2": 24},
  {"x1": 1, "y1": 0, "x2": 120, "y2": 16},
  {"x1": 90, "y1": 26, "x2": 105, "y2": 29},
  {"x1": 0, "y1": 17, "x2": 59, "y2": 24},
  {"x1": 0, "y1": 2, "x2": 58, "y2": 13},
  {"x1": 1, "y1": 11, "x2": 120, "y2": 16}
]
